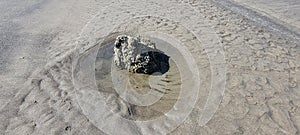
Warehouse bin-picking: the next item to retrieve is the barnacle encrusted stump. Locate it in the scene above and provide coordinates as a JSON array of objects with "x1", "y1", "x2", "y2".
[{"x1": 113, "y1": 35, "x2": 169, "y2": 74}]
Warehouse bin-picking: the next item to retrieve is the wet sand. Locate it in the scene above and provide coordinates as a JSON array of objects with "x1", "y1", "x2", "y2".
[{"x1": 0, "y1": 0, "x2": 299, "y2": 134}]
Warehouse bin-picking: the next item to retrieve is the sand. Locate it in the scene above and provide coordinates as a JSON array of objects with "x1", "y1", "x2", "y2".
[
  {"x1": 0, "y1": 0, "x2": 299, "y2": 134},
  {"x1": 231, "y1": 0, "x2": 300, "y2": 33}
]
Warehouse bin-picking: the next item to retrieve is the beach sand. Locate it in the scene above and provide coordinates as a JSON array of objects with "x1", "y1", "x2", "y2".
[{"x1": 0, "y1": 0, "x2": 299, "y2": 134}]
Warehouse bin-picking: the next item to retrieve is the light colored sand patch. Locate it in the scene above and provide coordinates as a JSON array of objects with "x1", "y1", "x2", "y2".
[{"x1": 231, "y1": 0, "x2": 300, "y2": 32}]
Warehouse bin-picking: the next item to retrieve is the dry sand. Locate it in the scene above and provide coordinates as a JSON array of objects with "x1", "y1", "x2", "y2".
[
  {"x1": 231, "y1": 0, "x2": 300, "y2": 32},
  {"x1": 0, "y1": 0, "x2": 299, "y2": 134}
]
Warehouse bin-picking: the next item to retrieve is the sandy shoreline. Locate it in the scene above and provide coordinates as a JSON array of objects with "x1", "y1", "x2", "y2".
[{"x1": 1, "y1": 0, "x2": 299, "y2": 134}]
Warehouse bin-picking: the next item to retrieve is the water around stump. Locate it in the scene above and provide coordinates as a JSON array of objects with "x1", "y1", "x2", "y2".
[{"x1": 95, "y1": 37, "x2": 182, "y2": 121}]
